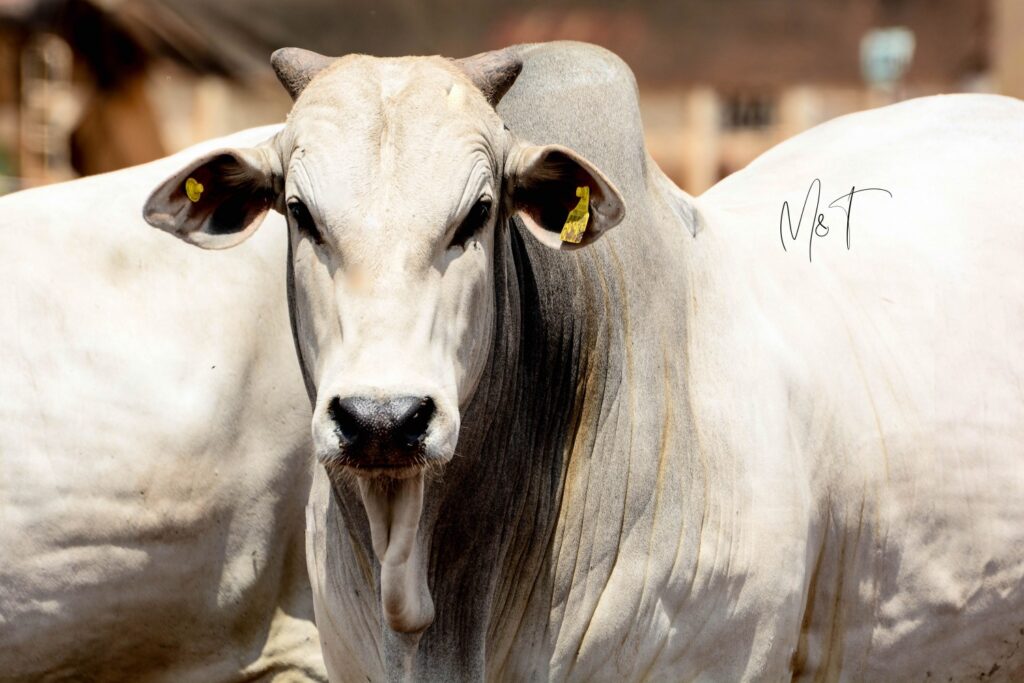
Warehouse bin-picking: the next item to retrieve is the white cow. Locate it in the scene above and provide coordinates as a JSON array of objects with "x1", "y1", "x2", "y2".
[
  {"x1": 145, "y1": 42, "x2": 1024, "y2": 681},
  {"x1": 0, "y1": 128, "x2": 325, "y2": 681}
]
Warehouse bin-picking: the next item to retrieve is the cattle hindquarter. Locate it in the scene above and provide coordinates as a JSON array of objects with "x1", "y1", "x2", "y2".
[{"x1": 697, "y1": 92, "x2": 1024, "y2": 681}]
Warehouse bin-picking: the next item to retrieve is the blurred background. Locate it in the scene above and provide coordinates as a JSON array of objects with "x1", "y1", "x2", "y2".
[{"x1": 0, "y1": 0, "x2": 1019, "y2": 196}]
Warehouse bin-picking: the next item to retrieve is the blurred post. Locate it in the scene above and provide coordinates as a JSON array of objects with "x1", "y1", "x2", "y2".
[
  {"x1": 682, "y1": 87, "x2": 719, "y2": 195},
  {"x1": 993, "y1": 0, "x2": 1024, "y2": 99},
  {"x1": 19, "y1": 33, "x2": 77, "y2": 186},
  {"x1": 777, "y1": 86, "x2": 821, "y2": 142}
]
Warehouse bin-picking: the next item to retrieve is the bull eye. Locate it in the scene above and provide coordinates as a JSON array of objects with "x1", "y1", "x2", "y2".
[
  {"x1": 449, "y1": 198, "x2": 492, "y2": 250},
  {"x1": 287, "y1": 199, "x2": 322, "y2": 244}
]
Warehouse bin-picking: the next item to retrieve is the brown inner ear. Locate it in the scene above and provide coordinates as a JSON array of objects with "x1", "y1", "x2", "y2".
[
  {"x1": 516, "y1": 151, "x2": 603, "y2": 234},
  {"x1": 175, "y1": 154, "x2": 274, "y2": 234}
]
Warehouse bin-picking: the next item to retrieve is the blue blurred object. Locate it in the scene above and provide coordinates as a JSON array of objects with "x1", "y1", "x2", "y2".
[{"x1": 861, "y1": 27, "x2": 916, "y2": 88}]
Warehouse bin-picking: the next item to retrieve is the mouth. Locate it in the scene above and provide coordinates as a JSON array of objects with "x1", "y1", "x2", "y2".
[
  {"x1": 326, "y1": 449, "x2": 438, "y2": 481},
  {"x1": 347, "y1": 461, "x2": 424, "y2": 479}
]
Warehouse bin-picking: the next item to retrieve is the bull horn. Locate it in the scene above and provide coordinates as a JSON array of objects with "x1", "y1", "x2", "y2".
[
  {"x1": 455, "y1": 47, "x2": 523, "y2": 106},
  {"x1": 271, "y1": 47, "x2": 334, "y2": 100}
]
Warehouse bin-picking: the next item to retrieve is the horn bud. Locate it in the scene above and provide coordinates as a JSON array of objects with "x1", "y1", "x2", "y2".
[
  {"x1": 455, "y1": 47, "x2": 523, "y2": 106},
  {"x1": 271, "y1": 47, "x2": 334, "y2": 100}
]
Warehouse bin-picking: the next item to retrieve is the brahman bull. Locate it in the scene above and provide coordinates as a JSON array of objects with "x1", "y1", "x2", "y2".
[
  {"x1": 145, "y1": 42, "x2": 1024, "y2": 681},
  {"x1": 0, "y1": 128, "x2": 325, "y2": 681}
]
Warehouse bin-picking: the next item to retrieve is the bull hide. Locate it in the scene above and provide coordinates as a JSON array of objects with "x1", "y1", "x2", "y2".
[
  {"x1": 304, "y1": 43, "x2": 1024, "y2": 680},
  {"x1": 137, "y1": 41, "x2": 1024, "y2": 681},
  {"x1": 0, "y1": 128, "x2": 325, "y2": 681}
]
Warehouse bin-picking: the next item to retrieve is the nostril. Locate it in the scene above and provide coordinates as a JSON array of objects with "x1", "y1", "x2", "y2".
[
  {"x1": 398, "y1": 397, "x2": 435, "y2": 447},
  {"x1": 328, "y1": 396, "x2": 362, "y2": 445},
  {"x1": 328, "y1": 395, "x2": 436, "y2": 452}
]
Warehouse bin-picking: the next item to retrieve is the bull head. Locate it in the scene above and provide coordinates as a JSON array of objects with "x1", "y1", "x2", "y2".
[{"x1": 144, "y1": 46, "x2": 625, "y2": 636}]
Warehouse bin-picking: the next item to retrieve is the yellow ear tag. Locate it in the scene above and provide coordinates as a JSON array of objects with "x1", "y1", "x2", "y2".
[
  {"x1": 560, "y1": 185, "x2": 590, "y2": 244},
  {"x1": 185, "y1": 177, "x2": 204, "y2": 203}
]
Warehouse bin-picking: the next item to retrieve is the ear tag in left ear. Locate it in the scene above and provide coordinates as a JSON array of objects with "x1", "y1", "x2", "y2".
[
  {"x1": 185, "y1": 177, "x2": 204, "y2": 203},
  {"x1": 560, "y1": 186, "x2": 590, "y2": 244}
]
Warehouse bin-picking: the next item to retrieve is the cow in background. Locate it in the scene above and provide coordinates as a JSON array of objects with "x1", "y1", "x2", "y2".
[{"x1": 0, "y1": 126, "x2": 324, "y2": 681}]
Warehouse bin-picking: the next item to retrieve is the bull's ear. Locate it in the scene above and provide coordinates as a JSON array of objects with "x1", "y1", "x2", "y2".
[
  {"x1": 143, "y1": 147, "x2": 278, "y2": 249},
  {"x1": 507, "y1": 143, "x2": 625, "y2": 250}
]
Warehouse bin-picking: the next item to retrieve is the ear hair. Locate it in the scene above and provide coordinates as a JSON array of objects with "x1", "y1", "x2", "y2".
[
  {"x1": 508, "y1": 142, "x2": 626, "y2": 250},
  {"x1": 143, "y1": 146, "x2": 278, "y2": 249}
]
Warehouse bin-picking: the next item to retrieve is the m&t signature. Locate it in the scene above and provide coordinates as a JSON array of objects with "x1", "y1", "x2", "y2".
[{"x1": 779, "y1": 178, "x2": 892, "y2": 262}]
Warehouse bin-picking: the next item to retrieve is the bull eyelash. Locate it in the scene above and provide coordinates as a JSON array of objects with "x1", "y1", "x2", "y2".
[
  {"x1": 287, "y1": 199, "x2": 323, "y2": 244},
  {"x1": 449, "y1": 198, "x2": 492, "y2": 249}
]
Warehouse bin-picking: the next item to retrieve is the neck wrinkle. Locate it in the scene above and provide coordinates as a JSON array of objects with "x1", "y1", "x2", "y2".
[
  {"x1": 321, "y1": 217, "x2": 614, "y2": 681},
  {"x1": 479, "y1": 218, "x2": 616, "y2": 678}
]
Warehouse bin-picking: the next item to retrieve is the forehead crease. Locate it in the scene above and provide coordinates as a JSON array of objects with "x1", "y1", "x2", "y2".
[
  {"x1": 302, "y1": 56, "x2": 464, "y2": 116},
  {"x1": 305, "y1": 156, "x2": 489, "y2": 260},
  {"x1": 296, "y1": 102, "x2": 492, "y2": 186},
  {"x1": 346, "y1": 155, "x2": 490, "y2": 232},
  {"x1": 287, "y1": 56, "x2": 498, "y2": 222}
]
